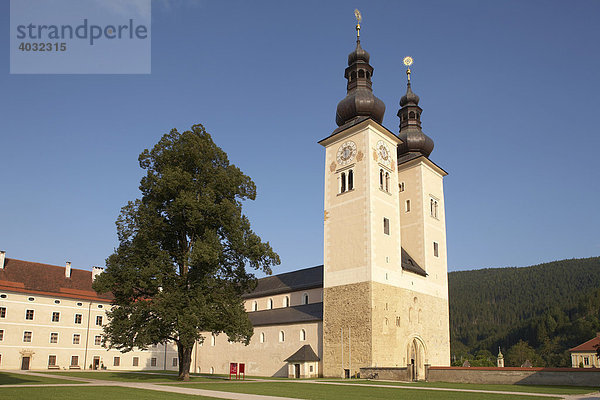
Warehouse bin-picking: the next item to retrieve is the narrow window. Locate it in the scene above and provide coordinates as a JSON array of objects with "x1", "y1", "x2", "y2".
[
  {"x1": 341, "y1": 172, "x2": 346, "y2": 193},
  {"x1": 50, "y1": 332, "x2": 59, "y2": 343},
  {"x1": 211, "y1": 334, "x2": 215, "y2": 346},
  {"x1": 284, "y1": 296, "x2": 290, "y2": 307},
  {"x1": 252, "y1": 301, "x2": 258, "y2": 311},
  {"x1": 210, "y1": 367, "x2": 214, "y2": 374},
  {"x1": 279, "y1": 331, "x2": 285, "y2": 342},
  {"x1": 25, "y1": 309, "x2": 34, "y2": 320},
  {"x1": 74, "y1": 314, "x2": 82, "y2": 324},
  {"x1": 300, "y1": 329, "x2": 306, "y2": 341},
  {"x1": 73, "y1": 334, "x2": 80, "y2": 344},
  {"x1": 385, "y1": 172, "x2": 390, "y2": 192},
  {"x1": 405, "y1": 200, "x2": 411, "y2": 212},
  {"x1": 151, "y1": 358, "x2": 157, "y2": 367},
  {"x1": 303, "y1": 293, "x2": 309, "y2": 305},
  {"x1": 23, "y1": 331, "x2": 32, "y2": 342},
  {"x1": 52, "y1": 312, "x2": 60, "y2": 322},
  {"x1": 433, "y1": 242, "x2": 439, "y2": 257},
  {"x1": 113, "y1": 357, "x2": 120, "y2": 367},
  {"x1": 383, "y1": 217, "x2": 390, "y2": 235},
  {"x1": 70, "y1": 356, "x2": 79, "y2": 366},
  {"x1": 379, "y1": 169, "x2": 384, "y2": 189},
  {"x1": 0, "y1": 307, "x2": 5, "y2": 318},
  {"x1": 267, "y1": 298, "x2": 273, "y2": 309},
  {"x1": 348, "y1": 169, "x2": 354, "y2": 190},
  {"x1": 94, "y1": 335, "x2": 101, "y2": 345},
  {"x1": 133, "y1": 357, "x2": 139, "y2": 367},
  {"x1": 172, "y1": 357, "x2": 178, "y2": 367},
  {"x1": 399, "y1": 182, "x2": 405, "y2": 192},
  {"x1": 96, "y1": 316, "x2": 102, "y2": 326},
  {"x1": 260, "y1": 332, "x2": 265, "y2": 343},
  {"x1": 0, "y1": 329, "x2": 4, "y2": 341},
  {"x1": 48, "y1": 355, "x2": 57, "y2": 366}
]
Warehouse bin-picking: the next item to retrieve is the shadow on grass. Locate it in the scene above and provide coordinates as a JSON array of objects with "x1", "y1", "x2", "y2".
[{"x1": 0, "y1": 372, "x2": 44, "y2": 385}]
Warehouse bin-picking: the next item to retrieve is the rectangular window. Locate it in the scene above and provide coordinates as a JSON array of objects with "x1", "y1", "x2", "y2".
[
  {"x1": 405, "y1": 199, "x2": 411, "y2": 212},
  {"x1": 430, "y1": 198, "x2": 439, "y2": 219},
  {"x1": 52, "y1": 312, "x2": 60, "y2": 322},
  {"x1": 113, "y1": 357, "x2": 120, "y2": 367},
  {"x1": 50, "y1": 332, "x2": 59, "y2": 343},
  {"x1": 433, "y1": 242, "x2": 439, "y2": 257},
  {"x1": 399, "y1": 182, "x2": 405, "y2": 192},
  {"x1": 150, "y1": 357, "x2": 157, "y2": 367},
  {"x1": 25, "y1": 309, "x2": 34, "y2": 320},
  {"x1": 95, "y1": 316, "x2": 103, "y2": 326},
  {"x1": 172, "y1": 357, "x2": 178, "y2": 367},
  {"x1": 74, "y1": 314, "x2": 82, "y2": 324},
  {"x1": 584, "y1": 357, "x2": 589, "y2": 366},
  {"x1": 23, "y1": 331, "x2": 32, "y2": 342},
  {"x1": 48, "y1": 355, "x2": 57, "y2": 366},
  {"x1": 94, "y1": 335, "x2": 102, "y2": 345},
  {"x1": 0, "y1": 329, "x2": 3, "y2": 341},
  {"x1": 383, "y1": 217, "x2": 390, "y2": 235},
  {"x1": 71, "y1": 356, "x2": 79, "y2": 366},
  {"x1": 73, "y1": 334, "x2": 80, "y2": 345},
  {"x1": 132, "y1": 357, "x2": 139, "y2": 367},
  {"x1": 0, "y1": 307, "x2": 6, "y2": 318}
]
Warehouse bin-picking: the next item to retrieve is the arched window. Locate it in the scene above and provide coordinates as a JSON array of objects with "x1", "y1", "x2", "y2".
[
  {"x1": 358, "y1": 69, "x2": 365, "y2": 78},
  {"x1": 210, "y1": 367, "x2": 214, "y2": 374},
  {"x1": 385, "y1": 172, "x2": 390, "y2": 192},
  {"x1": 284, "y1": 296, "x2": 290, "y2": 307},
  {"x1": 341, "y1": 172, "x2": 346, "y2": 193},
  {"x1": 379, "y1": 169, "x2": 384, "y2": 190},
  {"x1": 409, "y1": 111, "x2": 415, "y2": 119},
  {"x1": 348, "y1": 169, "x2": 354, "y2": 191},
  {"x1": 252, "y1": 301, "x2": 258, "y2": 311},
  {"x1": 303, "y1": 293, "x2": 309, "y2": 305},
  {"x1": 300, "y1": 329, "x2": 306, "y2": 341},
  {"x1": 211, "y1": 334, "x2": 215, "y2": 346},
  {"x1": 260, "y1": 332, "x2": 265, "y2": 343},
  {"x1": 350, "y1": 71, "x2": 357, "y2": 81},
  {"x1": 279, "y1": 331, "x2": 285, "y2": 342},
  {"x1": 267, "y1": 298, "x2": 273, "y2": 309}
]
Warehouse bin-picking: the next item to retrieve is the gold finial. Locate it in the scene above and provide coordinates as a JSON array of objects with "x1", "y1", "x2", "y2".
[
  {"x1": 403, "y1": 56, "x2": 413, "y2": 82},
  {"x1": 354, "y1": 9, "x2": 362, "y2": 39}
]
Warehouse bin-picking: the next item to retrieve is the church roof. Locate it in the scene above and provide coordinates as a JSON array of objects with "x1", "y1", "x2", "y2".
[
  {"x1": 248, "y1": 302, "x2": 323, "y2": 327},
  {"x1": 401, "y1": 248, "x2": 427, "y2": 277},
  {"x1": 569, "y1": 334, "x2": 600, "y2": 352},
  {"x1": 243, "y1": 265, "x2": 323, "y2": 299},
  {"x1": 285, "y1": 344, "x2": 320, "y2": 362},
  {"x1": 0, "y1": 258, "x2": 111, "y2": 302}
]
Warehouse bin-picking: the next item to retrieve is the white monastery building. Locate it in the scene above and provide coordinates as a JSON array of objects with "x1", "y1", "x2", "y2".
[{"x1": 0, "y1": 22, "x2": 451, "y2": 378}]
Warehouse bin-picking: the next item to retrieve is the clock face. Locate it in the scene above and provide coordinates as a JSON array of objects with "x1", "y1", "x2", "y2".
[
  {"x1": 377, "y1": 140, "x2": 391, "y2": 166},
  {"x1": 336, "y1": 141, "x2": 357, "y2": 166}
]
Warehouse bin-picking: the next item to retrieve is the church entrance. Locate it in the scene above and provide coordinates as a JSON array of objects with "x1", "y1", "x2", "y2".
[
  {"x1": 93, "y1": 357, "x2": 100, "y2": 370},
  {"x1": 21, "y1": 356, "x2": 30, "y2": 370},
  {"x1": 408, "y1": 337, "x2": 426, "y2": 381}
]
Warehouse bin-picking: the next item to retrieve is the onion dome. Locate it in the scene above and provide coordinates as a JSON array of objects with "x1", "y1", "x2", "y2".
[
  {"x1": 397, "y1": 79, "x2": 434, "y2": 158},
  {"x1": 335, "y1": 38, "x2": 385, "y2": 127}
]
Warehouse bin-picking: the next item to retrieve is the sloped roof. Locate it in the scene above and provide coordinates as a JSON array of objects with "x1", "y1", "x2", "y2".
[
  {"x1": 244, "y1": 265, "x2": 323, "y2": 299},
  {"x1": 285, "y1": 344, "x2": 320, "y2": 362},
  {"x1": 248, "y1": 302, "x2": 323, "y2": 326},
  {"x1": 569, "y1": 334, "x2": 600, "y2": 352},
  {"x1": 0, "y1": 258, "x2": 111, "y2": 302},
  {"x1": 401, "y1": 248, "x2": 427, "y2": 277}
]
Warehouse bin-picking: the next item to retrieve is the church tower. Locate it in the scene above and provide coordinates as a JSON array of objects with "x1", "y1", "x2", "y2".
[{"x1": 320, "y1": 17, "x2": 450, "y2": 379}]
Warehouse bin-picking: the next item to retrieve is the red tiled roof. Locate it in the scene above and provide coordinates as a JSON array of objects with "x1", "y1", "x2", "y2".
[
  {"x1": 569, "y1": 335, "x2": 600, "y2": 352},
  {"x1": 0, "y1": 258, "x2": 112, "y2": 302}
]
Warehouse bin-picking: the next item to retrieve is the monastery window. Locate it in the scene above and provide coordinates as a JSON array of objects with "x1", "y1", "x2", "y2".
[
  {"x1": 211, "y1": 334, "x2": 216, "y2": 346},
  {"x1": 279, "y1": 331, "x2": 285, "y2": 342},
  {"x1": 113, "y1": 357, "x2": 120, "y2": 367},
  {"x1": 348, "y1": 169, "x2": 354, "y2": 190},
  {"x1": 25, "y1": 309, "x2": 34, "y2": 320},
  {"x1": 252, "y1": 301, "x2": 258, "y2": 311},
  {"x1": 358, "y1": 69, "x2": 365, "y2": 78},
  {"x1": 210, "y1": 367, "x2": 214, "y2": 374},
  {"x1": 379, "y1": 169, "x2": 384, "y2": 190},
  {"x1": 399, "y1": 182, "x2": 405, "y2": 192},
  {"x1": 267, "y1": 298, "x2": 273, "y2": 309},
  {"x1": 52, "y1": 312, "x2": 60, "y2": 322},
  {"x1": 98, "y1": 304, "x2": 103, "y2": 308},
  {"x1": 77, "y1": 302, "x2": 82, "y2": 306},
  {"x1": 385, "y1": 172, "x2": 390, "y2": 192},
  {"x1": 50, "y1": 332, "x2": 59, "y2": 343},
  {"x1": 48, "y1": 355, "x2": 57, "y2": 366},
  {"x1": 0, "y1": 329, "x2": 3, "y2": 341},
  {"x1": 133, "y1": 357, "x2": 139, "y2": 367},
  {"x1": 284, "y1": 296, "x2": 290, "y2": 307},
  {"x1": 340, "y1": 172, "x2": 346, "y2": 193},
  {"x1": 303, "y1": 293, "x2": 309, "y2": 305},
  {"x1": 0, "y1": 307, "x2": 5, "y2": 318},
  {"x1": 54, "y1": 299, "x2": 60, "y2": 304},
  {"x1": 0, "y1": 294, "x2": 6, "y2": 298},
  {"x1": 396, "y1": 316, "x2": 401, "y2": 327},
  {"x1": 151, "y1": 358, "x2": 157, "y2": 367},
  {"x1": 409, "y1": 111, "x2": 415, "y2": 119},
  {"x1": 430, "y1": 198, "x2": 439, "y2": 219},
  {"x1": 96, "y1": 316, "x2": 103, "y2": 326},
  {"x1": 405, "y1": 199, "x2": 411, "y2": 212},
  {"x1": 433, "y1": 242, "x2": 439, "y2": 257},
  {"x1": 70, "y1": 356, "x2": 79, "y2": 367},
  {"x1": 94, "y1": 335, "x2": 102, "y2": 345},
  {"x1": 383, "y1": 217, "x2": 390, "y2": 235},
  {"x1": 584, "y1": 357, "x2": 589, "y2": 366},
  {"x1": 73, "y1": 334, "x2": 80, "y2": 344},
  {"x1": 260, "y1": 332, "x2": 265, "y2": 343},
  {"x1": 173, "y1": 357, "x2": 178, "y2": 367},
  {"x1": 28, "y1": 297, "x2": 35, "y2": 301},
  {"x1": 74, "y1": 314, "x2": 82, "y2": 324},
  {"x1": 339, "y1": 169, "x2": 354, "y2": 194},
  {"x1": 300, "y1": 329, "x2": 306, "y2": 341},
  {"x1": 23, "y1": 331, "x2": 32, "y2": 342}
]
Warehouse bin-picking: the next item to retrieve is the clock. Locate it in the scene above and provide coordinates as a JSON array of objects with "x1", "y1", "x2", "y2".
[
  {"x1": 377, "y1": 140, "x2": 391, "y2": 166},
  {"x1": 336, "y1": 141, "x2": 357, "y2": 166}
]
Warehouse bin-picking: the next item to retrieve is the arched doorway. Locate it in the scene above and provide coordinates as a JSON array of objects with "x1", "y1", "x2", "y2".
[{"x1": 407, "y1": 337, "x2": 426, "y2": 381}]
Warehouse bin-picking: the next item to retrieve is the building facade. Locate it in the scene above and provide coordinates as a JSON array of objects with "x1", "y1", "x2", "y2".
[{"x1": 570, "y1": 333, "x2": 600, "y2": 368}]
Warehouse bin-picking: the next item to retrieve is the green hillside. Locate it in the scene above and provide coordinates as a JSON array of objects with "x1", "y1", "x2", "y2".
[{"x1": 448, "y1": 256, "x2": 600, "y2": 367}]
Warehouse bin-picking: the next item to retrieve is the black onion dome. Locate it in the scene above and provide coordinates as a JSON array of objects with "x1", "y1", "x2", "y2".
[
  {"x1": 397, "y1": 129, "x2": 434, "y2": 157},
  {"x1": 397, "y1": 80, "x2": 434, "y2": 157},
  {"x1": 335, "y1": 39, "x2": 385, "y2": 127},
  {"x1": 400, "y1": 82, "x2": 420, "y2": 107}
]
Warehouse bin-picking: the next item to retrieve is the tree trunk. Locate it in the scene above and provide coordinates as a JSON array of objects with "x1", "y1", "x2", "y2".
[{"x1": 177, "y1": 341, "x2": 193, "y2": 381}]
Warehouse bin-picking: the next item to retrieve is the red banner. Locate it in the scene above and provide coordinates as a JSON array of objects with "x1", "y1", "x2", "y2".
[
  {"x1": 239, "y1": 363, "x2": 245, "y2": 373},
  {"x1": 229, "y1": 362, "x2": 238, "y2": 380}
]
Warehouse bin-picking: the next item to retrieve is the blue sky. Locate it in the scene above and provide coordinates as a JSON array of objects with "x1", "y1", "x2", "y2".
[{"x1": 1, "y1": 0, "x2": 599, "y2": 276}]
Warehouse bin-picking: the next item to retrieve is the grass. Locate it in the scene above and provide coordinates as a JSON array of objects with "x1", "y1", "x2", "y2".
[
  {"x1": 0, "y1": 386, "x2": 221, "y2": 400},
  {"x1": 323, "y1": 379, "x2": 599, "y2": 395},
  {"x1": 0, "y1": 372, "x2": 84, "y2": 385},
  {"x1": 40, "y1": 371, "x2": 222, "y2": 382},
  {"x1": 170, "y1": 381, "x2": 561, "y2": 399}
]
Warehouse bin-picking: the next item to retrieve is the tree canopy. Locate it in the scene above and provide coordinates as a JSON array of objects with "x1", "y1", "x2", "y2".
[{"x1": 93, "y1": 124, "x2": 280, "y2": 380}]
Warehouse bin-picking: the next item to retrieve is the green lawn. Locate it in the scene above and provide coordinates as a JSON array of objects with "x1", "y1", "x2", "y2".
[
  {"x1": 41, "y1": 371, "x2": 223, "y2": 382},
  {"x1": 170, "y1": 381, "x2": 561, "y2": 399},
  {"x1": 0, "y1": 386, "x2": 220, "y2": 400},
  {"x1": 323, "y1": 379, "x2": 598, "y2": 395},
  {"x1": 0, "y1": 372, "x2": 84, "y2": 385}
]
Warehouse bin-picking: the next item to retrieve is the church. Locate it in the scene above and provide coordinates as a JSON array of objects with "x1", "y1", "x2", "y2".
[{"x1": 0, "y1": 19, "x2": 450, "y2": 378}]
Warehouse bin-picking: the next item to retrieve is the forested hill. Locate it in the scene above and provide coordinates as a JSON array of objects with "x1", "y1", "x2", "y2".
[{"x1": 448, "y1": 256, "x2": 600, "y2": 367}]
